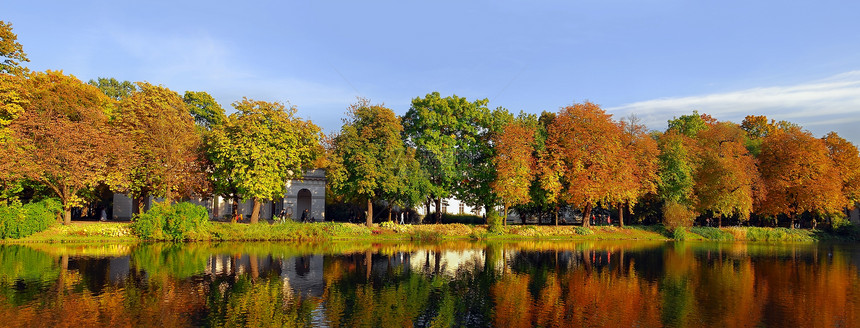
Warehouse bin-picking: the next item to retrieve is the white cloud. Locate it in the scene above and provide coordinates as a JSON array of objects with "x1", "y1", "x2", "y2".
[{"x1": 607, "y1": 71, "x2": 860, "y2": 140}]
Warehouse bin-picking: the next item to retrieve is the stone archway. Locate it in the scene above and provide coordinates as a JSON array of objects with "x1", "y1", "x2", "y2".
[{"x1": 297, "y1": 189, "x2": 312, "y2": 220}]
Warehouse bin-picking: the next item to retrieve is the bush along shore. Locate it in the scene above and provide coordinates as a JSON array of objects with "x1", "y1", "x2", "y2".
[{"x1": 4, "y1": 218, "x2": 859, "y2": 244}]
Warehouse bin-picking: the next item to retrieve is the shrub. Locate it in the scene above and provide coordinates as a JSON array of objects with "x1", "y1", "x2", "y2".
[
  {"x1": 744, "y1": 227, "x2": 813, "y2": 242},
  {"x1": 487, "y1": 211, "x2": 503, "y2": 233},
  {"x1": 672, "y1": 227, "x2": 688, "y2": 241},
  {"x1": 574, "y1": 226, "x2": 593, "y2": 236},
  {"x1": 132, "y1": 202, "x2": 210, "y2": 241},
  {"x1": 830, "y1": 215, "x2": 852, "y2": 232},
  {"x1": 0, "y1": 198, "x2": 61, "y2": 239},
  {"x1": 689, "y1": 227, "x2": 735, "y2": 241},
  {"x1": 662, "y1": 202, "x2": 696, "y2": 231}
]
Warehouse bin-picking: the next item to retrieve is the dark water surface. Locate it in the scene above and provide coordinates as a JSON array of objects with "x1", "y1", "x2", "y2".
[{"x1": 1, "y1": 240, "x2": 859, "y2": 327}]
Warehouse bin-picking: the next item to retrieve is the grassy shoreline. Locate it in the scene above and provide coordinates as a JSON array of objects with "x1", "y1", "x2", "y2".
[{"x1": 1, "y1": 221, "x2": 854, "y2": 244}]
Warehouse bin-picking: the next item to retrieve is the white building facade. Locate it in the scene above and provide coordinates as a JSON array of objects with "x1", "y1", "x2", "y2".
[{"x1": 112, "y1": 169, "x2": 326, "y2": 222}]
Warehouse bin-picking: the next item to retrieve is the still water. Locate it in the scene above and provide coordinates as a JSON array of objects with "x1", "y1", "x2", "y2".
[{"x1": 0, "y1": 240, "x2": 858, "y2": 327}]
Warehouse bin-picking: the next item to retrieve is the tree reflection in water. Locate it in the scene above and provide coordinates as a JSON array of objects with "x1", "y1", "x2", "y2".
[{"x1": 0, "y1": 241, "x2": 858, "y2": 327}]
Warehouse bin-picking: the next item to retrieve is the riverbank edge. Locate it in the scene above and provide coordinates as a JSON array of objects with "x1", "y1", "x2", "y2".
[{"x1": 1, "y1": 221, "x2": 854, "y2": 244}]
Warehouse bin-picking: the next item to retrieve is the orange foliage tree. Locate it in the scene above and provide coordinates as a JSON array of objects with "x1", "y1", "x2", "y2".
[
  {"x1": 540, "y1": 102, "x2": 625, "y2": 227},
  {"x1": 692, "y1": 122, "x2": 762, "y2": 227},
  {"x1": 615, "y1": 115, "x2": 660, "y2": 227},
  {"x1": 491, "y1": 120, "x2": 536, "y2": 224},
  {"x1": 757, "y1": 126, "x2": 844, "y2": 228},
  {"x1": 822, "y1": 132, "x2": 860, "y2": 213},
  {"x1": 3, "y1": 71, "x2": 130, "y2": 224}
]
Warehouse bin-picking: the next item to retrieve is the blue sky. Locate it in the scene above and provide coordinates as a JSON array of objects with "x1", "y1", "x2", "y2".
[{"x1": 6, "y1": 1, "x2": 860, "y2": 142}]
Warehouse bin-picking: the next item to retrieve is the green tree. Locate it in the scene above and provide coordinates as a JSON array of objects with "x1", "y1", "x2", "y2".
[
  {"x1": 87, "y1": 77, "x2": 138, "y2": 101},
  {"x1": 402, "y1": 92, "x2": 489, "y2": 223},
  {"x1": 208, "y1": 98, "x2": 322, "y2": 223},
  {"x1": 329, "y1": 99, "x2": 409, "y2": 227},
  {"x1": 183, "y1": 91, "x2": 226, "y2": 129},
  {"x1": 657, "y1": 131, "x2": 697, "y2": 225},
  {"x1": 0, "y1": 21, "x2": 29, "y2": 76},
  {"x1": 454, "y1": 107, "x2": 512, "y2": 215},
  {"x1": 666, "y1": 110, "x2": 715, "y2": 138}
]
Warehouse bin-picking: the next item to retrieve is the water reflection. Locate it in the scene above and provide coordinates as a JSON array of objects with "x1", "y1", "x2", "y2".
[{"x1": 0, "y1": 241, "x2": 858, "y2": 327}]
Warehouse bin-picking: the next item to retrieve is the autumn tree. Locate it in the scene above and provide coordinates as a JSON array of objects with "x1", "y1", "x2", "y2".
[
  {"x1": 540, "y1": 102, "x2": 624, "y2": 227},
  {"x1": 822, "y1": 132, "x2": 860, "y2": 215},
  {"x1": 0, "y1": 73, "x2": 27, "y2": 139},
  {"x1": 491, "y1": 118, "x2": 536, "y2": 224},
  {"x1": 329, "y1": 99, "x2": 410, "y2": 227},
  {"x1": 3, "y1": 71, "x2": 128, "y2": 224},
  {"x1": 692, "y1": 122, "x2": 761, "y2": 227},
  {"x1": 519, "y1": 111, "x2": 560, "y2": 224},
  {"x1": 0, "y1": 22, "x2": 28, "y2": 140},
  {"x1": 208, "y1": 98, "x2": 322, "y2": 223},
  {"x1": 614, "y1": 115, "x2": 660, "y2": 227},
  {"x1": 740, "y1": 115, "x2": 796, "y2": 156},
  {"x1": 757, "y1": 126, "x2": 844, "y2": 228},
  {"x1": 0, "y1": 21, "x2": 29, "y2": 76},
  {"x1": 402, "y1": 92, "x2": 489, "y2": 223},
  {"x1": 117, "y1": 83, "x2": 207, "y2": 212}
]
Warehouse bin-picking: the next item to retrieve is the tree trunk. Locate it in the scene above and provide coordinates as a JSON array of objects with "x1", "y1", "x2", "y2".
[
  {"x1": 435, "y1": 197, "x2": 442, "y2": 224},
  {"x1": 504, "y1": 203, "x2": 509, "y2": 226},
  {"x1": 425, "y1": 200, "x2": 431, "y2": 224},
  {"x1": 63, "y1": 207, "x2": 72, "y2": 225},
  {"x1": 618, "y1": 203, "x2": 624, "y2": 228},
  {"x1": 718, "y1": 215, "x2": 722, "y2": 228},
  {"x1": 367, "y1": 199, "x2": 373, "y2": 227},
  {"x1": 583, "y1": 203, "x2": 592, "y2": 227},
  {"x1": 133, "y1": 192, "x2": 149, "y2": 215},
  {"x1": 555, "y1": 206, "x2": 559, "y2": 226},
  {"x1": 250, "y1": 198, "x2": 261, "y2": 224},
  {"x1": 388, "y1": 206, "x2": 392, "y2": 222},
  {"x1": 232, "y1": 195, "x2": 240, "y2": 222},
  {"x1": 213, "y1": 197, "x2": 220, "y2": 219}
]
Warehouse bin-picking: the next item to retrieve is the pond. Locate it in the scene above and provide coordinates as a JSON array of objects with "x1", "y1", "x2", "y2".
[{"x1": 1, "y1": 240, "x2": 859, "y2": 327}]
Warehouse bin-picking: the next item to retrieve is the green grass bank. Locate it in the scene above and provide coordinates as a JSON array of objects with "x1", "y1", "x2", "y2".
[{"x1": 3, "y1": 220, "x2": 856, "y2": 243}]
